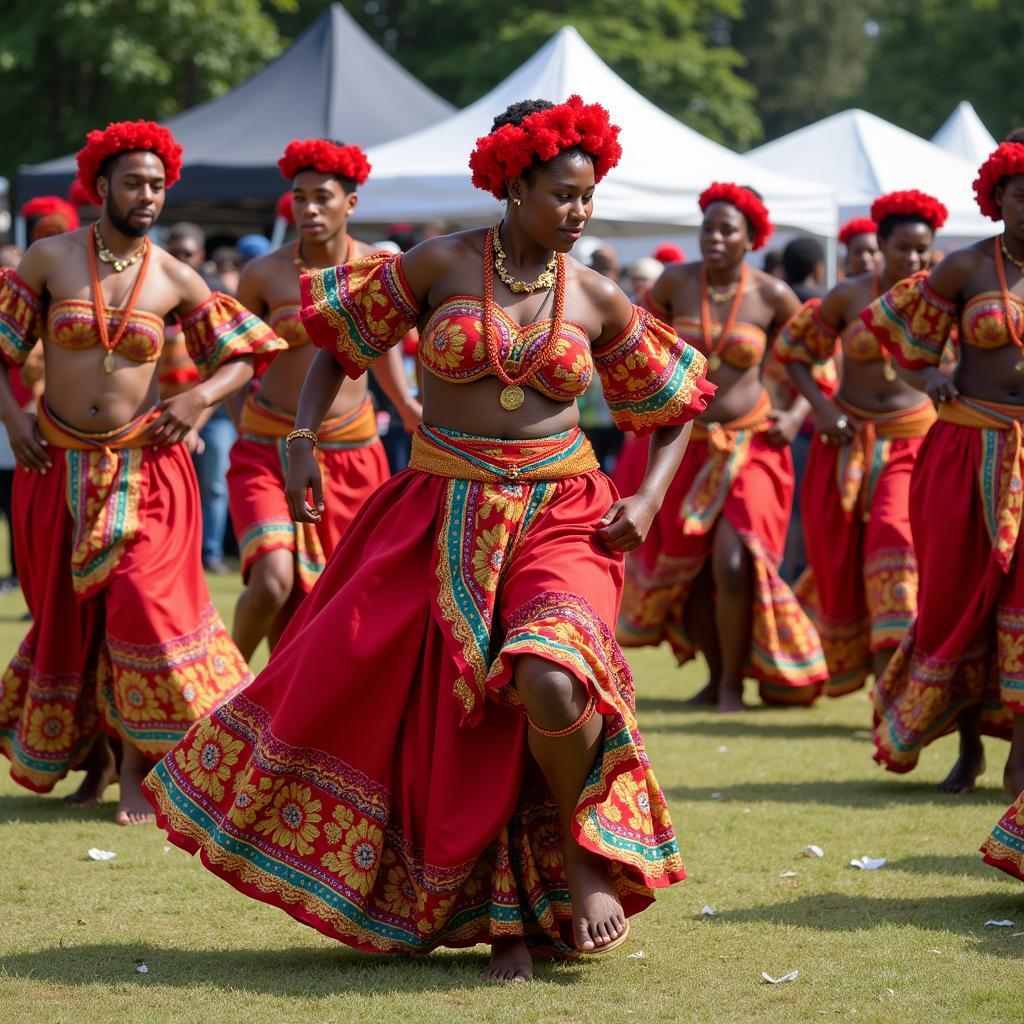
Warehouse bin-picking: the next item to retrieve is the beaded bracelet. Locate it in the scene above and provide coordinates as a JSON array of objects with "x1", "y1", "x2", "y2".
[{"x1": 285, "y1": 428, "x2": 318, "y2": 450}]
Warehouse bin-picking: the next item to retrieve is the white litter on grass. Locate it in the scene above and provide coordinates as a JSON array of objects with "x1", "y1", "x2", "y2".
[
  {"x1": 984, "y1": 919, "x2": 1015, "y2": 927},
  {"x1": 711, "y1": 792, "x2": 723, "y2": 800},
  {"x1": 803, "y1": 845, "x2": 824, "y2": 858},
  {"x1": 779, "y1": 871, "x2": 798, "y2": 878},
  {"x1": 628, "y1": 950, "x2": 647, "y2": 959},
  {"x1": 87, "y1": 848, "x2": 116, "y2": 862},
  {"x1": 135, "y1": 964, "x2": 149, "y2": 974},
  {"x1": 717, "y1": 745, "x2": 728, "y2": 753},
  {"x1": 163, "y1": 846, "x2": 171, "y2": 854},
  {"x1": 761, "y1": 970, "x2": 799, "y2": 984},
  {"x1": 701, "y1": 905, "x2": 717, "y2": 917},
  {"x1": 850, "y1": 856, "x2": 887, "y2": 870},
  {"x1": 853, "y1": 729, "x2": 872, "y2": 739}
]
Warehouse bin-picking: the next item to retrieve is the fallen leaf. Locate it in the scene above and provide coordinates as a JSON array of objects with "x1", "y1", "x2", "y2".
[
  {"x1": 762, "y1": 970, "x2": 799, "y2": 984},
  {"x1": 850, "y1": 856, "x2": 887, "y2": 870},
  {"x1": 803, "y1": 845, "x2": 824, "y2": 858},
  {"x1": 87, "y1": 848, "x2": 116, "y2": 862}
]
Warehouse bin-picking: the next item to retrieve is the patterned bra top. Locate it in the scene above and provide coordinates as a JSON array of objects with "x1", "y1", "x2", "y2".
[
  {"x1": 267, "y1": 304, "x2": 311, "y2": 350},
  {"x1": 418, "y1": 295, "x2": 593, "y2": 400},
  {"x1": 959, "y1": 292, "x2": 1024, "y2": 350},
  {"x1": 671, "y1": 316, "x2": 767, "y2": 369},
  {"x1": 841, "y1": 319, "x2": 884, "y2": 362},
  {"x1": 47, "y1": 299, "x2": 164, "y2": 362}
]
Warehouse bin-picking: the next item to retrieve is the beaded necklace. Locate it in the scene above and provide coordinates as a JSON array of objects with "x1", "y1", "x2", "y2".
[
  {"x1": 993, "y1": 236, "x2": 1024, "y2": 373},
  {"x1": 88, "y1": 228, "x2": 151, "y2": 373},
  {"x1": 700, "y1": 263, "x2": 748, "y2": 372}
]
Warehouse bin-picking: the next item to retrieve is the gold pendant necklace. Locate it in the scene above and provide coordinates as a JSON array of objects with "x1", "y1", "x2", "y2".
[
  {"x1": 493, "y1": 228, "x2": 557, "y2": 294},
  {"x1": 1001, "y1": 235, "x2": 1024, "y2": 275},
  {"x1": 707, "y1": 281, "x2": 739, "y2": 304},
  {"x1": 93, "y1": 223, "x2": 147, "y2": 273}
]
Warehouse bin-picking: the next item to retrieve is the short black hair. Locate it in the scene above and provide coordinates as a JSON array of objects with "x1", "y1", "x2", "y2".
[
  {"x1": 490, "y1": 99, "x2": 592, "y2": 191},
  {"x1": 762, "y1": 249, "x2": 783, "y2": 275},
  {"x1": 782, "y1": 236, "x2": 825, "y2": 282},
  {"x1": 877, "y1": 213, "x2": 933, "y2": 241},
  {"x1": 167, "y1": 221, "x2": 205, "y2": 246}
]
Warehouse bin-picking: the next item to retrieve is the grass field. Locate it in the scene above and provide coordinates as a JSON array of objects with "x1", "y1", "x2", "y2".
[{"x1": 0, "y1": 570, "x2": 1021, "y2": 1024}]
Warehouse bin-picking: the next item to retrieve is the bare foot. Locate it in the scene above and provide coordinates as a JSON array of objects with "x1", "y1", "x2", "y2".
[
  {"x1": 564, "y1": 848, "x2": 627, "y2": 953},
  {"x1": 64, "y1": 735, "x2": 117, "y2": 807},
  {"x1": 717, "y1": 692, "x2": 748, "y2": 714},
  {"x1": 937, "y1": 750, "x2": 986, "y2": 794},
  {"x1": 485, "y1": 937, "x2": 533, "y2": 982},
  {"x1": 685, "y1": 681, "x2": 719, "y2": 706},
  {"x1": 114, "y1": 742, "x2": 156, "y2": 826}
]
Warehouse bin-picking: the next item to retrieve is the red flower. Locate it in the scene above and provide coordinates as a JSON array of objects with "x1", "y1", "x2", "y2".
[
  {"x1": 698, "y1": 182, "x2": 774, "y2": 250},
  {"x1": 278, "y1": 140, "x2": 371, "y2": 185},
  {"x1": 973, "y1": 142, "x2": 1024, "y2": 221},
  {"x1": 275, "y1": 191, "x2": 295, "y2": 224},
  {"x1": 653, "y1": 244, "x2": 684, "y2": 264},
  {"x1": 468, "y1": 95, "x2": 622, "y2": 199},
  {"x1": 20, "y1": 196, "x2": 80, "y2": 231},
  {"x1": 838, "y1": 217, "x2": 878, "y2": 246},
  {"x1": 75, "y1": 120, "x2": 183, "y2": 206},
  {"x1": 870, "y1": 190, "x2": 948, "y2": 231}
]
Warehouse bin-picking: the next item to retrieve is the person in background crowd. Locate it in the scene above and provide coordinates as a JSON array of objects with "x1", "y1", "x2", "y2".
[
  {"x1": 839, "y1": 217, "x2": 882, "y2": 277},
  {"x1": 779, "y1": 190, "x2": 946, "y2": 698},
  {"x1": 653, "y1": 243, "x2": 684, "y2": 265},
  {"x1": 0, "y1": 120, "x2": 283, "y2": 823},
  {"x1": 210, "y1": 245, "x2": 241, "y2": 294},
  {"x1": 164, "y1": 222, "x2": 236, "y2": 574},
  {"x1": 617, "y1": 182, "x2": 827, "y2": 712},
  {"x1": 21, "y1": 196, "x2": 80, "y2": 243},
  {"x1": 589, "y1": 244, "x2": 620, "y2": 282},
  {"x1": 860, "y1": 138, "x2": 1024, "y2": 796},
  {"x1": 626, "y1": 256, "x2": 663, "y2": 304},
  {"x1": 228, "y1": 138, "x2": 420, "y2": 661},
  {"x1": 783, "y1": 236, "x2": 827, "y2": 302},
  {"x1": 236, "y1": 234, "x2": 271, "y2": 267},
  {"x1": 762, "y1": 248, "x2": 785, "y2": 279},
  {"x1": 388, "y1": 222, "x2": 423, "y2": 252}
]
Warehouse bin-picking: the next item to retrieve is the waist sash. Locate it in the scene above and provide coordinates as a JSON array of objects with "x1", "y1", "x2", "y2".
[
  {"x1": 239, "y1": 392, "x2": 377, "y2": 448},
  {"x1": 410, "y1": 424, "x2": 599, "y2": 482},
  {"x1": 39, "y1": 403, "x2": 160, "y2": 595},
  {"x1": 938, "y1": 397, "x2": 1024, "y2": 572}
]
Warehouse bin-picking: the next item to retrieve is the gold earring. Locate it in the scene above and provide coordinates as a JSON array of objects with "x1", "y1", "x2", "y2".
[{"x1": 512, "y1": 196, "x2": 522, "y2": 207}]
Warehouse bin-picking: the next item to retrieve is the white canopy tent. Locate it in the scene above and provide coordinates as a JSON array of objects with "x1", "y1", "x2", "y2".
[
  {"x1": 355, "y1": 27, "x2": 837, "y2": 239},
  {"x1": 748, "y1": 109, "x2": 992, "y2": 239},
  {"x1": 931, "y1": 101, "x2": 997, "y2": 166}
]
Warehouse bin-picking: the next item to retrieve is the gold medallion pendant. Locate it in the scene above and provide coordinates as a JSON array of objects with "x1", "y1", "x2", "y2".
[
  {"x1": 103, "y1": 351, "x2": 115, "y2": 373},
  {"x1": 882, "y1": 361, "x2": 898, "y2": 382},
  {"x1": 708, "y1": 353, "x2": 722, "y2": 372},
  {"x1": 499, "y1": 385, "x2": 526, "y2": 411}
]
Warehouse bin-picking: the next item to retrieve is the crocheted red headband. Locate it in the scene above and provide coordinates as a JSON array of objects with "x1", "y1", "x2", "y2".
[
  {"x1": 870, "y1": 190, "x2": 948, "y2": 231},
  {"x1": 838, "y1": 217, "x2": 877, "y2": 246},
  {"x1": 973, "y1": 142, "x2": 1024, "y2": 221},
  {"x1": 278, "y1": 139, "x2": 371, "y2": 185},
  {"x1": 698, "y1": 182, "x2": 774, "y2": 250},
  {"x1": 469, "y1": 95, "x2": 623, "y2": 200},
  {"x1": 275, "y1": 191, "x2": 295, "y2": 224},
  {"x1": 76, "y1": 120, "x2": 183, "y2": 206},
  {"x1": 20, "y1": 196, "x2": 80, "y2": 232}
]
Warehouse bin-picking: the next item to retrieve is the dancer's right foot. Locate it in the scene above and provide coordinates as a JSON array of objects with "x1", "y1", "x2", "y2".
[
  {"x1": 564, "y1": 847, "x2": 627, "y2": 953},
  {"x1": 685, "y1": 681, "x2": 719, "y2": 706},
  {"x1": 485, "y1": 937, "x2": 533, "y2": 982},
  {"x1": 937, "y1": 749, "x2": 986, "y2": 794},
  {"x1": 64, "y1": 735, "x2": 117, "y2": 807}
]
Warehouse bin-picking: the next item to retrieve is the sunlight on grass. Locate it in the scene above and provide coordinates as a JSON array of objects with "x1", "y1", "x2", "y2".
[{"x1": 0, "y1": 572, "x2": 1020, "y2": 1023}]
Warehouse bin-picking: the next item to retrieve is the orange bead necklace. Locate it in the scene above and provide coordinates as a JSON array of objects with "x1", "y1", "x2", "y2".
[
  {"x1": 994, "y1": 235, "x2": 1024, "y2": 372},
  {"x1": 482, "y1": 224, "x2": 565, "y2": 411},
  {"x1": 88, "y1": 226, "x2": 152, "y2": 373},
  {"x1": 700, "y1": 262, "x2": 748, "y2": 372}
]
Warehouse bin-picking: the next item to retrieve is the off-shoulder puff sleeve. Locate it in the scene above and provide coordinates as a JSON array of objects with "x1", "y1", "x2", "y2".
[
  {"x1": 860, "y1": 271, "x2": 957, "y2": 370},
  {"x1": 300, "y1": 252, "x2": 422, "y2": 379},
  {"x1": 594, "y1": 306, "x2": 715, "y2": 436},
  {"x1": 776, "y1": 299, "x2": 840, "y2": 367},
  {"x1": 0, "y1": 269, "x2": 43, "y2": 369},
  {"x1": 180, "y1": 292, "x2": 285, "y2": 379}
]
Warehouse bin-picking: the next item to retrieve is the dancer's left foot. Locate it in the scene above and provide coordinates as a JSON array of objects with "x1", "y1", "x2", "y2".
[
  {"x1": 114, "y1": 744, "x2": 156, "y2": 826},
  {"x1": 564, "y1": 848, "x2": 627, "y2": 953},
  {"x1": 485, "y1": 937, "x2": 533, "y2": 982},
  {"x1": 64, "y1": 735, "x2": 117, "y2": 806}
]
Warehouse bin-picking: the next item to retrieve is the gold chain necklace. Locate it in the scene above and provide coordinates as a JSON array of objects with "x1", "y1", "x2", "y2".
[
  {"x1": 492, "y1": 228, "x2": 557, "y2": 294},
  {"x1": 1001, "y1": 235, "x2": 1024, "y2": 275},
  {"x1": 707, "y1": 280, "x2": 740, "y2": 303},
  {"x1": 93, "y1": 223, "x2": 147, "y2": 273}
]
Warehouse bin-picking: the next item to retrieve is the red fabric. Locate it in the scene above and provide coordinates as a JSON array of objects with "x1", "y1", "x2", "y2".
[
  {"x1": 870, "y1": 190, "x2": 948, "y2": 231},
  {"x1": 974, "y1": 143, "x2": 1024, "y2": 220},
  {"x1": 0, "y1": 443, "x2": 251, "y2": 792},
  {"x1": 981, "y1": 791, "x2": 1024, "y2": 881},
  {"x1": 75, "y1": 120, "x2": 183, "y2": 205}
]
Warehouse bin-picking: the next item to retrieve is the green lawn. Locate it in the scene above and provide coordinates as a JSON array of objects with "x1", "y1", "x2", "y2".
[{"x1": 0, "y1": 571, "x2": 1021, "y2": 1024}]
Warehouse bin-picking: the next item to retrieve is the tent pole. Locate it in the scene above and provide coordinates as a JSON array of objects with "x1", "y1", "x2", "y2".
[
  {"x1": 270, "y1": 216, "x2": 288, "y2": 249},
  {"x1": 14, "y1": 216, "x2": 26, "y2": 252}
]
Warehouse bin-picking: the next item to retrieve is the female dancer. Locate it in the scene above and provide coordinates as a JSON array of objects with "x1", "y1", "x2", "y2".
[
  {"x1": 861, "y1": 137, "x2": 1024, "y2": 794},
  {"x1": 839, "y1": 217, "x2": 882, "y2": 278},
  {"x1": 779, "y1": 191, "x2": 946, "y2": 695},
  {"x1": 144, "y1": 97, "x2": 713, "y2": 982},
  {"x1": 616, "y1": 183, "x2": 827, "y2": 712},
  {"x1": 229, "y1": 139, "x2": 420, "y2": 660}
]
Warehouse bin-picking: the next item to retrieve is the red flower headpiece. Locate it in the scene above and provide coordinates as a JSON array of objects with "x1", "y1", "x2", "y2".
[
  {"x1": 469, "y1": 95, "x2": 622, "y2": 200},
  {"x1": 973, "y1": 142, "x2": 1024, "y2": 221},
  {"x1": 278, "y1": 139, "x2": 371, "y2": 185},
  {"x1": 275, "y1": 191, "x2": 295, "y2": 224},
  {"x1": 67, "y1": 180, "x2": 94, "y2": 208},
  {"x1": 870, "y1": 190, "x2": 947, "y2": 231},
  {"x1": 75, "y1": 120, "x2": 182, "y2": 206},
  {"x1": 653, "y1": 243, "x2": 684, "y2": 264},
  {"x1": 20, "y1": 196, "x2": 80, "y2": 232},
  {"x1": 838, "y1": 217, "x2": 878, "y2": 246},
  {"x1": 698, "y1": 182, "x2": 774, "y2": 250}
]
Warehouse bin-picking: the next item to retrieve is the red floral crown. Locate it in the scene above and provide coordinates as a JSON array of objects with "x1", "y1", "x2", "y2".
[
  {"x1": 75, "y1": 120, "x2": 183, "y2": 206},
  {"x1": 838, "y1": 217, "x2": 877, "y2": 246},
  {"x1": 698, "y1": 182, "x2": 774, "y2": 250},
  {"x1": 278, "y1": 139, "x2": 371, "y2": 185},
  {"x1": 870, "y1": 190, "x2": 947, "y2": 231},
  {"x1": 20, "y1": 196, "x2": 80, "y2": 231},
  {"x1": 469, "y1": 95, "x2": 622, "y2": 200},
  {"x1": 275, "y1": 191, "x2": 295, "y2": 224},
  {"x1": 973, "y1": 142, "x2": 1024, "y2": 221},
  {"x1": 67, "y1": 180, "x2": 93, "y2": 208}
]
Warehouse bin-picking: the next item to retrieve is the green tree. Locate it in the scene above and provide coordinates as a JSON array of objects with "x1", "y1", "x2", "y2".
[
  {"x1": 855, "y1": 0, "x2": 1023, "y2": 141},
  {"x1": 0, "y1": 0, "x2": 285, "y2": 181}
]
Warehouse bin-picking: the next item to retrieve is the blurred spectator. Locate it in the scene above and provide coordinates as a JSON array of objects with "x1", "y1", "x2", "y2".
[
  {"x1": 782, "y1": 236, "x2": 827, "y2": 301},
  {"x1": 626, "y1": 256, "x2": 663, "y2": 304},
  {"x1": 166, "y1": 222, "x2": 226, "y2": 291},
  {"x1": 388, "y1": 223, "x2": 423, "y2": 252},
  {"x1": 210, "y1": 246, "x2": 241, "y2": 295},
  {"x1": 0, "y1": 245, "x2": 21, "y2": 269},
  {"x1": 589, "y1": 245, "x2": 621, "y2": 281},
  {"x1": 762, "y1": 248, "x2": 785, "y2": 279},
  {"x1": 236, "y1": 234, "x2": 272, "y2": 266},
  {"x1": 653, "y1": 243, "x2": 684, "y2": 264},
  {"x1": 422, "y1": 219, "x2": 449, "y2": 240},
  {"x1": 371, "y1": 240, "x2": 402, "y2": 255}
]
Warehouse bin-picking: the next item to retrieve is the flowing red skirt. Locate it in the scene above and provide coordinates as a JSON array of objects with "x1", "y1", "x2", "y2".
[
  {"x1": 981, "y1": 791, "x2": 1024, "y2": 882},
  {"x1": 616, "y1": 431, "x2": 827, "y2": 703},
  {"x1": 0, "y1": 445, "x2": 251, "y2": 792},
  {"x1": 144, "y1": 433, "x2": 684, "y2": 954},
  {"x1": 874, "y1": 419, "x2": 1022, "y2": 772}
]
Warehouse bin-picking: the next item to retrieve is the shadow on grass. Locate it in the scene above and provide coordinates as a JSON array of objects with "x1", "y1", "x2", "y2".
[
  {"x1": 886, "y1": 853, "x2": 1003, "y2": 877},
  {"x1": 719, "y1": 892, "x2": 1024, "y2": 956},
  {"x1": 663, "y1": 778, "x2": 1011, "y2": 808},
  {"x1": 0, "y1": 942, "x2": 583, "y2": 993},
  {"x1": 0, "y1": 791, "x2": 117, "y2": 825}
]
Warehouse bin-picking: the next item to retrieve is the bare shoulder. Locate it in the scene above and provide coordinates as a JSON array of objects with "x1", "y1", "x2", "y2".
[
  {"x1": 400, "y1": 229, "x2": 487, "y2": 299},
  {"x1": 569, "y1": 257, "x2": 634, "y2": 339},
  {"x1": 927, "y1": 241, "x2": 991, "y2": 300},
  {"x1": 18, "y1": 229, "x2": 87, "y2": 289},
  {"x1": 154, "y1": 249, "x2": 212, "y2": 311},
  {"x1": 238, "y1": 245, "x2": 288, "y2": 287},
  {"x1": 747, "y1": 264, "x2": 790, "y2": 300}
]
